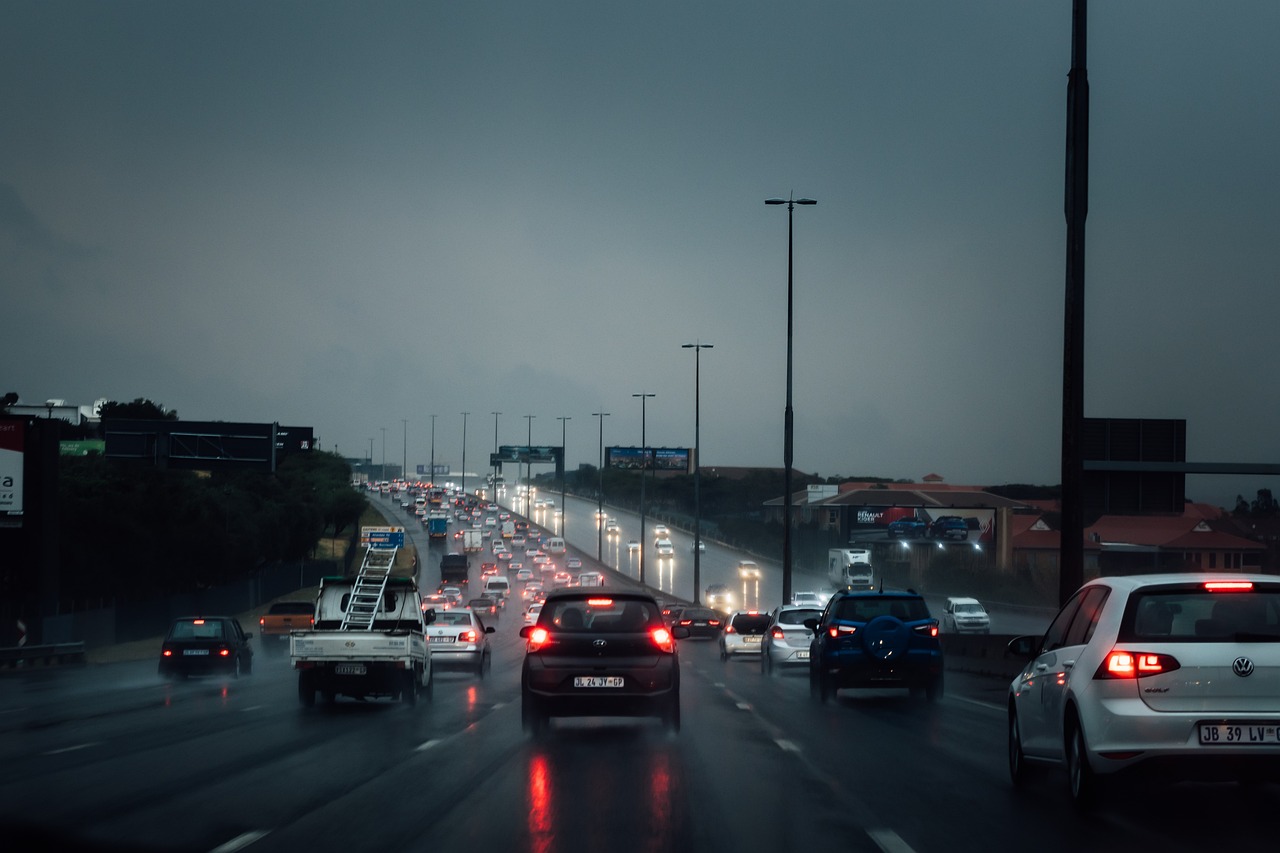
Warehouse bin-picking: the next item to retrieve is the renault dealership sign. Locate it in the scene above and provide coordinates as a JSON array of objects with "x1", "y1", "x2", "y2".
[{"x1": 0, "y1": 418, "x2": 23, "y2": 525}]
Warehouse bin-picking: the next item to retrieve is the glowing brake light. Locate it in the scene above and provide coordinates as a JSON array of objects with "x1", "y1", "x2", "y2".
[
  {"x1": 192, "y1": 619, "x2": 205, "y2": 625},
  {"x1": 724, "y1": 624, "x2": 737, "y2": 634},
  {"x1": 587, "y1": 598, "x2": 613, "y2": 607},
  {"x1": 650, "y1": 627, "x2": 674, "y2": 653},
  {"x1": 460, "y1": 630, "x2": 478, "y2": 643},
  {"x1": 1205, "y1": 581, "x2": 1254, "y2": 592},
  {"x1": 771, "y1": 627, "x2": 785, "y2": 640},
  {"x1": 528, "y1": 627, "x2": 550, "y2": 649},
  {"x1": 1097, "y1": 649, "x2": 1181, "y2": 679},
  {"x1": 913, "y1": 622, "x2": 940, "y2": 638},
  {"x1": 219, "y1": 648, "x2": 231, "y2": 657},
  {"x1": 828, "y1": 625, "x2": 857, "y2": 638}
]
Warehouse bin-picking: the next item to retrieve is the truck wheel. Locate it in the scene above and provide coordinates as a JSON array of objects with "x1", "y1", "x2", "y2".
[
  {"x1": 402, "y1": 671, "x2": 418, "y2": 706},
  {"x1": 422, "y1": 665, "x2": 433, "y2": 702},
  {"x1": 298, "y1": 672, "x2": 316, "y2": 707}
]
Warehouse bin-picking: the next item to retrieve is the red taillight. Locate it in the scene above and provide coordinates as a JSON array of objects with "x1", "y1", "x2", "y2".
[
  {"x1": 162, "y1": 649, "x2": 172, "y2": 657},
  {"x1": 460, "y1": 630, "x2": 478, "y2": 643},
  {"x1": 587, "y1": 598, "x2": 613, "y2": 607},
  {"x1": 709, "y1": 620, "x2": 721, "y2": 627},
  {"x1": 771, "y1": 627, "x2": 785, "y2": 640},
  {"x1": 913, "y1": 622, "x2": 940, "y2": 638},
  {"x1": 651, "y1": 627, "x2": 674, "y2": 653},
  {"x1": 259, "y1": 617, "x2": 265, "y2": 627},
  {"x1": 219, "y1": 648, "x2": 231, "y2": 657},
  {"x1": 192, "y1": 619, "x2": 205, "y2": 626},
  {"x1": 678, "y1": 619, "x2": 692, "y2": 626},
  {"x1": 1096, "y1": 650, "x2": 1181, "y2": 679},
  {"x1": 725, "y1": 625, "x2": 737, "y2": 634},
  {"x1": 828, "y1": 625, "x2": 857, "y2": 638},
  {"x1": 1205, "y1": 581, "x2": 1254, "y2": 592},
  {"x1": 528, "y1": 627, "x2": 550, "y2": 650}
]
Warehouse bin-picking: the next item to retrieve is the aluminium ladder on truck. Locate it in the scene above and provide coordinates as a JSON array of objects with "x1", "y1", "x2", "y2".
[{"x1": 339, "y1": 544, "x2": 399, "y2": 630}]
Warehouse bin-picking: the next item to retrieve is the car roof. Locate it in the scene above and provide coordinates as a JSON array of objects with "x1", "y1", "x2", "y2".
[
  {"x1": 834, "y1": 588, "x2": 923, "y2": 599},
  {"x1": 947, "y1": 596, "x2": 981, "y2": 605},
  {"x1": 542, "y1": 588, "x2": 655, "y2": 603},
  {"x1": 1079, "y1": 572, "x2": 1278, "y2": 594}
]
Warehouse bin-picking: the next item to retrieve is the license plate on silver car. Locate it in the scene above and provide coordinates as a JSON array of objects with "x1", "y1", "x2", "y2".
[
  {"x1": 1199, "y1": 722, "x2": 1280, "y2": 745},
  {"x1": 573, "y1": 676, "x2": 624, "y2": 688}
]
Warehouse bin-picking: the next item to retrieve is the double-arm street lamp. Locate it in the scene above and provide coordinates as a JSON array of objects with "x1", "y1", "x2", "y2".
[
  {"x1": 766, "y1": 193, "x2": 816, "y2": 605},
  {"x1": 460, "y1": 412, "x2": 469, "y2": 495},
  {"x1": 682, "y1": 342, "x2": 712, "y2": 605},
  {"x1": 557, "y1": 416, "x2": 571, "y2": 534},
  {"x1": 523, "y1": 414, "x2": 536, "y2": 513},
  {"x1": 632, "y1": 392, "x2": 655, "y2": 586},
  {"x1": 491, "y1": 411, "x2": 502, "y2": 503},
  {"x1": 593, "y1": 411, "x2": 610, "y2": 561},
  {"x1": 429, "y1": 415, "x2": 437, "y2": 485}
]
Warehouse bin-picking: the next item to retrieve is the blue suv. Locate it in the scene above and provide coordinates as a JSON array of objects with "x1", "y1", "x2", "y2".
[{"x1": 806, "y1": 590, "x2": 943, "y2": 702}]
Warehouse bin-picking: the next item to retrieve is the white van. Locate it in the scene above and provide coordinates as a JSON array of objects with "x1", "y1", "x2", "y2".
[
  {"x1": 483, "y1": 576, "x2": 511, "y2": 599},
  {"x1": 545, "y1": 537, "x2": 566, "y2": 555}
]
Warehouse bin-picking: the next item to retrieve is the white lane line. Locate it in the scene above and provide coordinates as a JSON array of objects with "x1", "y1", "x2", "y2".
[
  {"x1": 209, "y1": 829, "x2": 271, "y2": 852},
  {"x1": 415, "y1": 738, "x2": 443, "y2": 752},
  {"x1": 774, "y1": 739, "x2": 800, "y2": 752},
  {"x1": 735, "y1": 701, "x2": 752, "y2": 710},
  {"x1": 948, "y1": 694, "x2": 1004, "y2": 713},
  {"x1": 44, "y1": 742, "x2": 98, "y2": 756},
  {"x1": 240, "y1": 705, "x2": 263, "y2": 712},
  {"x1": 868, "y1": 828, "x2": 917, "y2": 853}
]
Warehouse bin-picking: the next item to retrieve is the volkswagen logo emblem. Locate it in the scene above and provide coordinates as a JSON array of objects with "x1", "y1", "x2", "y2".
[
  {"x1": 593, "y1": 639, "x2": 608, "y2": 649},
  {"x1": 1233, "y1": 656, "x2": 1255, "y2": 677}
]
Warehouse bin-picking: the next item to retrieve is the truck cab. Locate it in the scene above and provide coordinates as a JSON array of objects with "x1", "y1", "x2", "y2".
[{"x1": 828, "y1": 548, "x2": 874, "y2": 591}]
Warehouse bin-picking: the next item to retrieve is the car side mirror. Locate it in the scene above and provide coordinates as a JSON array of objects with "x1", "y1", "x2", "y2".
[
  {"x1": 672, "y1": 626, "x2": 690, "y2": 640},
  {"x1": 1006, "y1": 635, "x2": 1038, "y2": 659},
  {"x1": 519, "y1": 625, "x2": 534, "y2": 639},
  {"x1": 484, "y1": 626, "x2": 495, "y2": 634},
  {"x1": 423, "y1": 609, "x2": 436, "y2": 626},
  {"x1": 803, "y1": 617, "x2": 820, "y2": 635},
  {"x1": 244, "y1": 632, "x2": 254, "y2": 640}
]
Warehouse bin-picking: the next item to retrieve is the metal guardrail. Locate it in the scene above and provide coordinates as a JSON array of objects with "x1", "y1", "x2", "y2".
[{"x1": 0, "y1": 642, "x2": 87, "y2": 670}]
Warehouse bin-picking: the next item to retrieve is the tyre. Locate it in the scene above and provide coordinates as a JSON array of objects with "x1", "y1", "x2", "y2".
[
  {"x1": 422, "y1": 665, "x2": 434, "y2": 702},
  {"x1": 761, "y1": 651, "x2": 771, "y2": 676},
  {"x1": 298, "y1": 672, "x2": 316, "y2": 707},
  {"x1": 522, "y1": 692, "x2": 546, "y2": 737},
  {"x1": 663, "y1": 693, "x2": 681, "y2": 734},
  {"x1": 402, "y1": 670, "x2": 418, "y2": 706},
  {"x1": 925, "y1": 673, "x2": 943, "y2": 703},
  {"x1": 242, "y1": 654, "x2": 253, "y2": 676},
  {"x1": 1066, "y1": 715, "x2": 1098, "y2": 808},
  {"x1": 231, "y1": 655, "x2": 242, "y2": 679},
  {"x1": 719, "y1": 643, "x2": 728, "y2": 662},
  {"x1": 1008, "y1": 705, "x2": 1035, "y2": 788}
]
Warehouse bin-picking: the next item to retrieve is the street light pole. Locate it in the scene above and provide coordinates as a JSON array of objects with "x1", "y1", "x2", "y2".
[
  {"x1": 523, "y1": 414, "x2": 536, "y2": 513},
  {"x1": 557, "y1": 416, "x2": 571, "y2": 534},
  {"x1": 491, "y1": 411, "x2": 502, "y2": 504},
  {"x1": 380, "y1": 426, "x2": 387, "y2": 482},
  {"x1": 429, "y1": 415, "x2": 437, "y2": 486},
  {"x1": 593, "y1": 411, "x2": 610, "y2": 561},
  {"x1": 401, "y1": 418, "x2": 408, "y2": 481},
  {"x1": 766, "y1": 193, "x2": 816, "y2": 605},
  {"x1": 682, "y1": 342, "x2": 713, "y2": 605},
  {"x1": 632, "y1": 393, "x2": 655, "y2": 586},
  {"x1": 460, "y1": 412, "x2": 469, "y2": 496}
]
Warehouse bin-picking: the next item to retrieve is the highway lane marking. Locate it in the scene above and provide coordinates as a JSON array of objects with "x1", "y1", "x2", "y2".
[
  {"x1": 209, "y1": 829, "x2": 270, "y2": 852},
  {"x1": 240, "y1": 705, "x2": 264, "y2": 712},
  {"x1": 868, "y1": 828, "x2": 917, "y2": 853},
  {"x1": 416, "y1": 738, "x2": 444, "y2": 752},
  {"x1": 44, "y1": 742, "x2": 99, "y2": 755},
  {"x1": 948, "y1": 694, "x2": 1004, "y2": 713}
]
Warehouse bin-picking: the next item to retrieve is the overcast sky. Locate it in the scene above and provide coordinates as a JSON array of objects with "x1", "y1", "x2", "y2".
[{"x1": 5, "y1": 2, "x2": 1279, "y2": 506}]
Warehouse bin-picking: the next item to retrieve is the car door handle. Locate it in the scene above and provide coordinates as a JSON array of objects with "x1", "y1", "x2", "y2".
[
  {"x1": 1034, "y1": 663, "x2": 1049, "y2": 673},
  {"x1": 1063, "y1": 660, "x2": 1075, "y2": 670}
]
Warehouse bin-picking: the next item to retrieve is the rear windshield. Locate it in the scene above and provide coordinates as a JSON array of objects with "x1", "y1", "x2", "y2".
[
  {"x1": 540, "y1": 597, "x2": 659, "y2": 632},
  {"x1": 777, "y1": 608, "x2": 822, "y2": 626},
  {"x1": 1121, "y1": 586, "x2": 1280, "y2": 642},
  {"x1": 434, "y1": 612, "x2": 474, "y2": 626},
  {"x1": 831, "y1": 597, "x2": 931, "y2": 623},
  {"x1": 682, "y1": 609, "x2": 719, "y2": 620},
  {"x1": 168, "y1": 620, "x2": 228, "y2": 640},
  {"x1": 269, "y1": 602, "x2": 314, "y2": 615},
  {"x1": 730, "y1": 613, "x2": 771, "y2": 633}
]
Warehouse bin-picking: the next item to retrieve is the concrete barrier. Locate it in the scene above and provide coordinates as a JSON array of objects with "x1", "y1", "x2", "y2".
[
  {"x1": 942, "y1": 633, "x2": 1027, "y2": 680},
  {"x1": 0, "y1": 642, "x2": 87, "y2": 671}
]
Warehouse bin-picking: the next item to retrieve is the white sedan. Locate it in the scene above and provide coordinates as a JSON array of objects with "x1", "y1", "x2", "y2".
[{"x1": 1008, "y1": 573, "x2": 1280, "y2": 806}]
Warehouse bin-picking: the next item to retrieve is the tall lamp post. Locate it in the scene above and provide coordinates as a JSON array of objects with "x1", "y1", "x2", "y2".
[
  {"x1": 632, "y1": 392, "x2": 655, "y2": 586},
  {"x1": 429, "y1": 415, "x2": 437, "y2": 485},
  {"x1": 557, "y1": 416, "x2": 571, "y2": 534},
  {"x1": 401, "y1": 418, "x2": 408, "y2": 481},
  {"x1": 766, "y1": 193, "x2": 816, "y2": 605},
  {"x1": 682, "y1": 342, "x2": 712, "y2": 605},
  {"x1": 593, "y1": 411, "x2": 610, "y2": 561},
  {"x1": 523, "y1": 414, "x2": 536, "y2": 513},
  {"x1": 380, "y1": 426, "x2": 387, "y2": 482},
  {"x1": 460, "y1": 412, "x2": 470, "y2": 495},
  {"x1": 491, "y1": 411, "x2": 502, "y2": 504}
]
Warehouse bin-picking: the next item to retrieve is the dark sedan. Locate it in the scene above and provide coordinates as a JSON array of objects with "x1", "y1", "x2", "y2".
[
  {"x1": 158, "y1": 616, "x2": 254, "y2": 679},
  {"x1": 520, "y1": 590, "x2": 687, "y2": 735},
  {"x1": 674, "y1": 607, "x2": 723, "y2": 638}
]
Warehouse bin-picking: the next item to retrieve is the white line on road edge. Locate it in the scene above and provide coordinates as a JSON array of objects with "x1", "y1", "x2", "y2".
[
  {"x1": 948, "y1": 694, "x2": 1004, "y2": 713},
  {"x1": 416, "y1": 738, "x2": 443, "y2": 752},
  {"x1": 209, "y1": 829, "x2": 270, "y2": 852},
  {"x1": 43, "y1": 742, "x2": 98, "y2": 755},
  {"x1": 868, "y1": 828, "x2": 917, "y2": 853}
]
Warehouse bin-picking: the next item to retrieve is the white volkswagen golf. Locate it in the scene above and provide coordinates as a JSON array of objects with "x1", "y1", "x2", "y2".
[{"x1": 1007, "y1": 573, "x2": 1280, "y2": 806}]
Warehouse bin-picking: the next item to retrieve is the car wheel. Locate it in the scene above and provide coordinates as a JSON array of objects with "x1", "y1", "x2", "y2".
[
  {"x1": 1008, "y1": 705, "x2": 1035, "y2": 787},
  {"x1": 297, "y1": 672, "x2": 316, "y2": 707},
  {"x1": 402, "y1": 670, "x2": 418, "y2": 706},
  {"x1": 719, "y1": 643, "x2": 728, "y2": 661},
  {"x1": 761, "y1": 651, "x2": 771, "y2": 676},
  {"x1": 231, "y1": 654, "x2": 242, "y2": 679},
  {"x1": 925, "y1": 673, "x2": 943, "y2": 703},
  {"x1": 1066, "y1": 715, "x2": 1098, "y2": 808},
  {"x1": 477, "y1": 652, "x2": 489, "y2": 679},
  {"x1": 663, "y1": 693, "x2": 681, "y2": 733},
  {"x1": 522, "y1": 691, "x2": 546, "y2": 737},
  {"x1": 242, "y1": 653, "x2": 253, "y2": 676}
]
